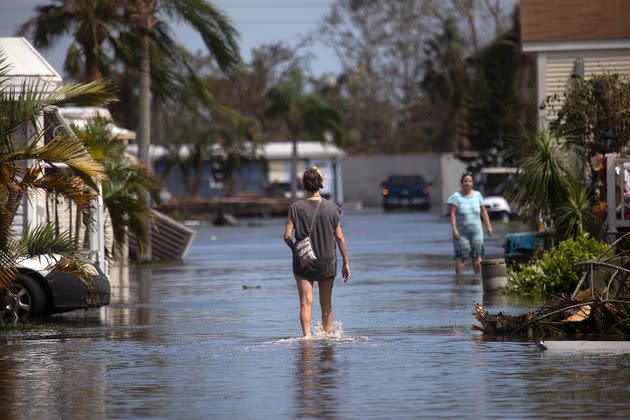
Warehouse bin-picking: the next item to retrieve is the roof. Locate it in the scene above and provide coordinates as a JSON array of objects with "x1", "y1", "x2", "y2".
[
  {"x1": 58, "y1": 106, "x2": 113, "y2": 121},
  {"x1": 262, "y1": 141, "x2": 345, "y2": 160},
  {"x1": 480, "y1": 167, "x2": 517, "y2": 174},
  {"x1": 521, "y1": 0, "x2": 630, "y2": 45},
  {"x1": 126, "y1": 141, "x2": 345, "y2": 162},
  {"x1": 0, "y1": 37, "x2": 62, "y2": 91},
  {"x1": 58, "y1": 106, "x2": 136, "y2": 141},
  {"x1": 126, "y1": 144, "x2": 223, "y2": 161}
]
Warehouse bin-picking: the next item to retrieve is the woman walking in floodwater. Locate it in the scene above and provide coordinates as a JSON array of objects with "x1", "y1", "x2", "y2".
[
  {"x1": 283, "y1": 167, "x2": 350, "y2": 337},
  {"x1": 448, "y1": 172, "x2": 493, "y2": 277}
]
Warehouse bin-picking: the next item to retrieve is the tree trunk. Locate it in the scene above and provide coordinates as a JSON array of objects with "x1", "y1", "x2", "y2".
[
  {"x1": 6, "y1": 185, "x2": 23, "y2": 223},
  {"x1": 137, "y1": 34, "x2": 152, "y2": 261},
  {"x1": 83, "y1": 44, "x2": 103, "y2": 82}
]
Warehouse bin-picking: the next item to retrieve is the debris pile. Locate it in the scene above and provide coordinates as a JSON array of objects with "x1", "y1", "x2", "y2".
[
  {"x1": 472, "y1": 234, "x2": 630, "y2": 339},
  {"x1": 472, "y1": 292, "x2": 630, "y2": 338}
]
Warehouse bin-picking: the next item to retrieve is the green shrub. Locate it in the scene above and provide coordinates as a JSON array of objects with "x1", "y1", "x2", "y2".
[{"x1": 508, "y1": 233, "x2": 610, "y2": 298}]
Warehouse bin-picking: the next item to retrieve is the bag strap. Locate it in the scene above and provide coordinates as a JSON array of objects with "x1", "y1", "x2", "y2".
[{"x1": 307, "y1": 199, "x2": 323, "y2": 235}]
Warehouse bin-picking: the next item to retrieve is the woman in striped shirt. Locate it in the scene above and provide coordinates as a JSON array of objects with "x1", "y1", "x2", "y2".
[{"x1": 447, "y1": 173, "x2": 493, "y2": 276}]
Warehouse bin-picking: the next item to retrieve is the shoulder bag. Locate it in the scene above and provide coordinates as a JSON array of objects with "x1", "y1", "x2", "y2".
[{"x1": 294, "y1": 199, "x2": 322, "y2": 268}]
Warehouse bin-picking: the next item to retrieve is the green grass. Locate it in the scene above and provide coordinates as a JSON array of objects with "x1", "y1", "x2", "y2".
[{"x1": 0, "y1": 321, "x2": 60, "y2": 332}]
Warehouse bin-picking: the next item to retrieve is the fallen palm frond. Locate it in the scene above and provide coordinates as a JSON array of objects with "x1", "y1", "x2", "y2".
[{"x1": 472, "y1": 233, "x2": 630, "y2": 339}]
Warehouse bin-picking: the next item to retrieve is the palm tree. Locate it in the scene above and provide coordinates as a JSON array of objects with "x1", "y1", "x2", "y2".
[
  {"x1": 126, "y1": 0, "x2": 242, "y2": 167},
  {"x1": 17, "y1": 0, "x2": 122, "y2": 81},
  {"x1": 19, "y1": 1, "x2": 242, "y2": 259},
  {"x1": 508, "y1": 129, "x2": 592, "y2": 239},
  {"x1": 19, "y1": 2, "x2": 248, "y2": 263},
  {"x1": 265, "y1": 68, "x2": 344, "y2": 200},
  {"x1": 123, "y1": 0, "x2": 241, "y2": 259},
  {"x1": 74, "y1": 119, "x2": 160, "y2": 256},
  {"x1": 0, "y1": 53, "x2": 116, "y2": 290}
]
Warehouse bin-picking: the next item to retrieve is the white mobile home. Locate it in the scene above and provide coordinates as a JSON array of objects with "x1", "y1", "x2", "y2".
[
  {"x1": 0, "y1": 38, "x2": 107, "y2": 272},
  {"x1": 1, "y1": 37, "x2": 110, "y2": 318},
  {"x1": 263, "y1": 141, "x2": 345, "y2": 203},
  {"x1": 521, "y1": 0, "x2": 630, "y2": 128}
]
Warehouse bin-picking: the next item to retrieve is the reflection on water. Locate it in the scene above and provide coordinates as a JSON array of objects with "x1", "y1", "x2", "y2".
[
  {"x1": 2, "y1": 210, "x2": 630, "y2": 418},
  {"x1": 482, "y1": 290, "x2": 510, "y2": 308},
  {"x1": 453, "y1": 275, "x2": 481, "y2": 286},
  {"x1": 294, "y1": 340, "x2": 338, "y2": 419}
]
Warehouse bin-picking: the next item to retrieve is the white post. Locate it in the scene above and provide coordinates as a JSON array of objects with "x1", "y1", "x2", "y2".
[
  {"x1": 97, "y1": 183, "x2": 107, "y2": 275},
  {"x1": 607, "y1": 154, "x2": 617, "y2": 243},
  {"x1": 25, "y1": 116, "x2": 42, "y2": 232},
  {"x1": 536, "y1": 52, "x2": 547, "y2": 132}
]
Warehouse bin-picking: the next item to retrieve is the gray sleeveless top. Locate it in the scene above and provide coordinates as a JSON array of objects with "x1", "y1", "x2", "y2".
[{"x1": 289, "y1": 198, "x2": 341, "y2": 280}]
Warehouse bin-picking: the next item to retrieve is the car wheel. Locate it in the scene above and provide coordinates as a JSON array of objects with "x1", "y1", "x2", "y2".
[
  {"x1": 9, "y1": 274, "x2": 46, "y2": 320},
  {"x1": 1, "y1": 291, "x2": 19, "y2": 322},
  {"x1": 499, "y1": 211, "x2": 510, "y2": 223},
  {"x1": 383, "y1": 204, "x2": 392, "y2": 213}
]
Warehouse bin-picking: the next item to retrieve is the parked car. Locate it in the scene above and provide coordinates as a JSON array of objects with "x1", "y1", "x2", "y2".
[
  {"x1": 2, "y1": 255, "x2": 110, "y2": 321},
  {"x1": 482, "y1": 196, "x2": 512, "y2": 223},
  {"x1": 381, "y1": 174, "x2": 431, "y2": 211},
  {"x1": 478, "y1": 167, "x2": 519, "y2": 222}
]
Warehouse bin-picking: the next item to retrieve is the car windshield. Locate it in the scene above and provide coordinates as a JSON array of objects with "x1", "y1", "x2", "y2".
[{"x1": 387, "y1": 175, "x2": 425, "y2": 186}]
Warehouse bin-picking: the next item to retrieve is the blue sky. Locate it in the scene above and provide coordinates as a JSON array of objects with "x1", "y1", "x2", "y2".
[{"x1": 0, "y1": 0, "x2": 339, "y2": 77}]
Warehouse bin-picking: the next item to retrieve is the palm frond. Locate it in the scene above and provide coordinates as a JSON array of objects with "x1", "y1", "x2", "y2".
[
  {"x1": 105, "y1": 189, "x2": 152, "y2": 255},
  {"x1": 73, "y1": 121, "x2": 159, "y2": 253},
  {"x1": 29, "y1": 132, "x2": 107, "y2": 186},
  {"x1": 63, "y1": 42, "x2": 84, "y2": 80},
  {"x1": 49, "y1": 257, "x2": 98, "y2": 293},
  {"x1": 265, "y1": 85, "x2": 293, "y2": 118},
  {"x1": 0, "y1": 247, "x2": 17, "y2": 291},
  {"x1": 16, "y1": 4, "x2": 74, "y2": 48},
  {"x1": 51, "y1": 80, "x2": 118, "y2": 107},
  {"x1": 31, "y1": 173, "x2": 97, "y2": 227},
  {"x1": 0, "y1": 199, "x2": 15, "y2": 250},
  {"x1": 301, "y1": 95, "x2": 345, "y2": 145},
  {"x1": 0, "y1": 54, "x2": 13, "y2": 92},
  {"x1": 103, "y1": 173, "x2": 154, "y2": 256},
  {"x1": 183, "y1": 69, "x2": 243, "y2": 125},
  {"x1": 169, "y1": 0, "x2": 242, "y2": 77},
  {"x1": 554, "y1": 181, "x2": 593, "y2": 239},
  {"x1": 72, "y1": 117, "x2": 119, "y2": 161},
  {"x1": 18, "y1": 223, "x2": 81, "y2": 259},
  {"x1": 1, "y1": 80, "x2": 116, "y2": 139},
  {"x1": 508, "y1": 129, "x2": 579, "y2": 221}
]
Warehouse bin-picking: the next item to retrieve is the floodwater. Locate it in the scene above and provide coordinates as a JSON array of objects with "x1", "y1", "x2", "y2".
[{"x1": 2, "y1": 208, "x2": 630, "y2": 419}]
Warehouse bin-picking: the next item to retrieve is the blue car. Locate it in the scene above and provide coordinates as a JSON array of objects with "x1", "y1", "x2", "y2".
[{"x1": 381, "y1": 174, "x2": 431, "y2": 211}]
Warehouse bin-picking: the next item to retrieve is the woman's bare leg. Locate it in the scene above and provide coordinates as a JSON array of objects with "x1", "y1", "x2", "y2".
[
  {"x1": 456, "y1": 258, "x2": 466, "y2": 276},
  {"x1": 472, "y1": 256, "x2": 482, "y2": 277},
  {"x1": 318, "y1": 279, "x2": 334, "y2": 333},
  {"x1": 295, "y1": 275, "x2": 314, "y2": 337}
]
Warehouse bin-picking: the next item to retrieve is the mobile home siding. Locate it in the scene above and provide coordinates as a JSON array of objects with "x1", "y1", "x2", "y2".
[{"x1": 541, "y1": 50, "x2": 630, "y2": 124}]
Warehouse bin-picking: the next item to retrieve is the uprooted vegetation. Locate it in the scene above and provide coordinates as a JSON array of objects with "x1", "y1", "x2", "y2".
[{"x1": 473, "y1": 235, "x2": 630, "y2": 339}]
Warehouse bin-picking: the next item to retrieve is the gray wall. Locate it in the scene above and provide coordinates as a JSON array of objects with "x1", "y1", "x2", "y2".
[
  {"x1": 439, "y1": 153, "x2": 469, "y2": 210},
  {"x1": 341, "y1": 153, "x2": 467, "y2": 211}
]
